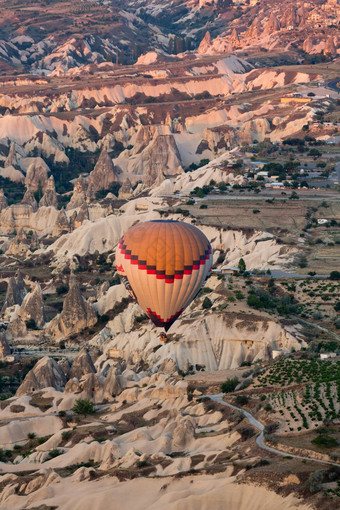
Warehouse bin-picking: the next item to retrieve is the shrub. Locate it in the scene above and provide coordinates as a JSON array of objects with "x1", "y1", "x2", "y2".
[
  {"x1": 27, "y1": 433, "x2": 36, "y2": 439},
  {"x1": 202, "y1": 297, "x2": 212, "y2": 309},
  {"x1": 329, "y1": 271, "x2": 340, "y2": 280},
  {"x1": 235, "y1": 395, "x2": 249, "y2": 405},
  {"x1": 48, "y1": 449, "x2": 63, "y2": 459},
  {"x1": 72, "y1": 399, "x2": 95, "y2": 417},
  {"x1": 311, "y1": 434, "x2": 338, "y2": 448},
  {"x1": 308, "y1": 471, "x2": 323, "y2": 493},
  {"x1": 221, "y1": 377, "x2": 239, "y2": 393},
  {"x1": 62, "y1": 431, "x2": 71, "y2": 441},
  {"x1": 56, "y1": 285, "x2": 69, "y2": 295}
]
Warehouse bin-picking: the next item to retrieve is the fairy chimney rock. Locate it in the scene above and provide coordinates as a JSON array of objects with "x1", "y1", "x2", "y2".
[
  {"x1": 39, "y1": 175, "x2": 58, "y2": 208},
  {"x1": 88, "y1": 149, "x2": 118, "y2": 192}
]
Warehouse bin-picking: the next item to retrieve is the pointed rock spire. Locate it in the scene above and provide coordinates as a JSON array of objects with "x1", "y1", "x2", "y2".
[
  {"x1": 21, "y1": 186, "x2": 38, "y2": 211},
  {"x1": 70, "y1": 347, "x2": 96, "y2": 379},
  {"x1": 198, "y1": 31, "x2": 212, "y2": 54},
  {"x1": 5, "y1": 143, "x2": 18, "y2": 168},
  {"x1": 0, "y1": 332, "x2": 11, "y2": 360},
  {"x1": 119, "y1": 178, "x2": 133, "y2": 199},
  {"x1": 16, "y1": 356, "x2": 67, "y2": 395},
  {"x1": 1, "y1": 271, "x2": 27, "y2": 313},
  {"x1": 245, "y1": 17, "x2": 262, "y2": 39},
  {"x1": 46, "y1": 273, "x2": 97, "y2": 339},
  {"x1": 39, "y1": 175, "x2": 58, "y2": 208},
  {"x1": 18, "y1": 282, "x2": 46, "y2": 329},
  {"x1": 53, "y1": 208, "x2": 70, "y2": 237},
  {"x1": 88, "y1": 149, "x2": 118, "y2": 192},
  {"x1": 230, "y1": 28, "x2": 240, "y2": 47},
  {"x1": 0, "y1": 189, "x2": 8, "y2": 212},
  {"x1": 266, "y1": 12, "x2": 280, "y2": 34},
  {"x1": 66, "y1": 178, "x2": 87, "y2": 211},
  {"x1": 25, "y1": 157, "x2": 50, "y2": 192}
]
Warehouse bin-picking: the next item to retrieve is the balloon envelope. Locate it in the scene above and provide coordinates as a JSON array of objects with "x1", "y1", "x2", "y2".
[{"x1": 116, "y1": 220, "x2": 213, "y2": 331}]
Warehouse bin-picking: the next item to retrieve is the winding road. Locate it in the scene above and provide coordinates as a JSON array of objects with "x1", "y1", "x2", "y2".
[{"x1": 210, "y1": 393, "x2": 340, "y2": 467}]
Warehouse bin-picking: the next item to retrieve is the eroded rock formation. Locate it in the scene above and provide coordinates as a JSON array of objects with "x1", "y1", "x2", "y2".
[
  {"x1": 88, "y1": 149, "x2": 118, "y2": 192},
  {"x1": 1, "y1": 271, "x2": 27, "y2": 313},
  {"x1": 0, "y1": 332, "x2": 11, "y2": 359},
  {"x1": 70, "y1": 348, "x2": 96, "y2": 379},
  {"x1": 46, "y1": 273, "x2": 97, "y2": 339},
  {"x1": 25, "y1": 158, "x2": 50, "y2": 192},
  {"x1": 18, "y1": 282, "x2": 46, "y2": 329},
  {"x1": 39, "y1": 175, "x2": 58, "y2": 208},
  {"x1": 16, "y1": 356, "x2": 67, "y2": 395}
]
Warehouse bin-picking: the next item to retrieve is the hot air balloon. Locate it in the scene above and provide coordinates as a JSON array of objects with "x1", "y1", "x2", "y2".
[{"x1": 115, "y1": 220, "x2": 213, "y2": 337}]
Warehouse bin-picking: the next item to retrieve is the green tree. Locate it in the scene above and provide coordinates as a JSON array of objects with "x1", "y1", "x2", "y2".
[
  {"x1": 202, "y1": 297, "x2": 212, "y2": 309},
  {"x1": 238, "y1": 258, "x2": 246, "y2": 272},
  {"x1": 221, "y1": 377, "x2": 239, "y2": 393},
  {"x1": 72, "y1": 399, "x2": 95, "y2": 417}
]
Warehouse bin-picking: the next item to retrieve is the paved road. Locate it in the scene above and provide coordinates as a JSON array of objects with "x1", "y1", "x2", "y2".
[
  {"x1": 210, "y1": 393, "x2": 340, "y2": 467},
  {"x1": 327, "y1": 78, "x2": 340, "y2": 93}
]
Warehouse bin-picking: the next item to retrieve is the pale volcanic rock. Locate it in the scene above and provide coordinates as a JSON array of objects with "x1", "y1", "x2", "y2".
[
  {"x1": 265, "y1": 13, "x2": 281, "y2": 34},
  {"x1": 21, "y1": 187, "x2": 38, "y2": 211},
  {"x1": 88, "y1": 149, "x2": 118, "y2": 192},
  {"x1": 0, "y1": 189, "x2": 8, "y2": 211},
  {"x1": 118, "y1": 178, "x2": 133, "y2": 199},
  {"x1": 281, "y1": 5, "x2": 298, "y2": 28},
  {"x1": 24, "y1": 157, "x2": 50, "y2": 192},
  {"x1": 230, "y1": 29, "x2": 240, "y2": 48},
  {"x1": 324, "y1": 36, "x2": 336, "y2": 55},
  {"x1": 244, "y1": 18, "x2": 262, "y2": 40},
  {"x1": 18, "y1": 282, "x2": 46, "y2": 329},
  {"x1": 198, "y1": 31, "x2": 212, "y2": 54},
  {"x1": 16, "y1": 356, "x2": 67, "y2": 395},
  {"x1": 5, "y1": 318, "x2": 27, "y2": 339},
  {"x1": 6, "y1": 228, "x2": 32, "y2": 256},
  {"x1": 64, "y1": 372, "x2": 104, "y2": 402},
  {"x1": 103, "y1": 365, "x2": 124, "y2": 398},
  {"x1": 66, "y1": 178, "x2": 87, "y2": 211},
  {"x1": 0, "y1": 165, "x2": 25, "y2": 183},
  {"x1": 1, "y1": 272, "x2": 27, "y2": 313},
  {"x1": 172, "y1": 418, "x2": 195, "y2": 451},
  {"x1": 0, "y1": 332, "x2": 11, "y2": 359},
  {"x1": 52, "y1": 208, "x2": 70, "y2": 236},
  {"x1": 86, "y1": 182, "x2": 97, "y2": 203},
  {"x1": 4, "y1": 143, "x2": 18, "y2": 168},
  {"x1": 70, "y1": 348, "x2": 96, "y2": 379},
  {"x1": 71, "y1": 202, "x2": 89, "y2": 229},
  {"x1": 46, "y1": 273, "x2": 97, "y2": 339},
  {"x1": 114, "y1": 125, "x2": 183, "y2": 187},
  {"x1": 144, "y1": 134, "x2": 183, "y2": 187},
  {"x1": 97, "y1": 311, "x2": 303, "y2": 372},
  {"x1": 303, "y1": 36, "x2": 313, "y2": 54},
  {"x1": 39, "y1": 175, "x2": 58, "y2": 208}
]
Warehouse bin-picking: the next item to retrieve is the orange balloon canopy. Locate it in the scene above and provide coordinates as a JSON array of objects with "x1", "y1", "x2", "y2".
[{"x1": 116, "y1": 220, "x2": 213, "y2": 331}]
